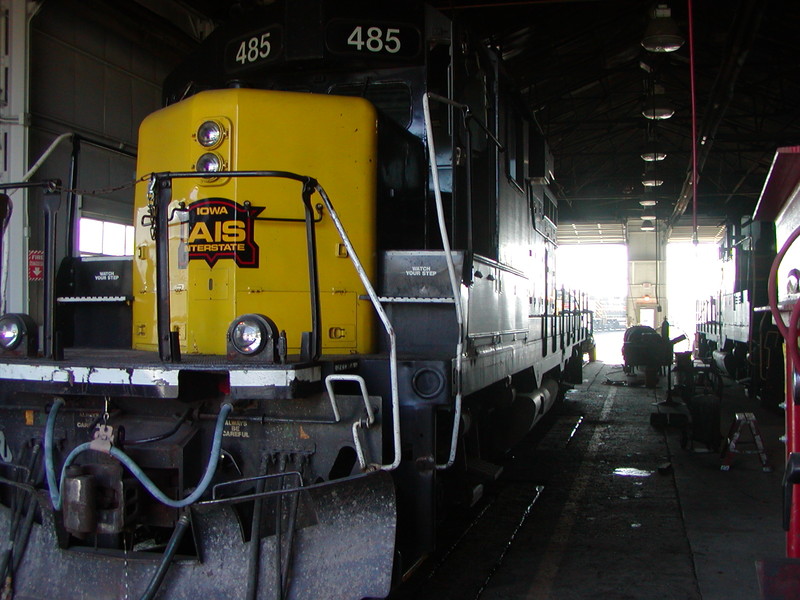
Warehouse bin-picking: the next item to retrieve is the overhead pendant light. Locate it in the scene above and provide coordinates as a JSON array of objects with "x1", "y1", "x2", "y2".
[
  {"x1": 641, "y1": 141, "x2": 667, "y2": 161},
  {"x1": 639, "y1": 190, "x2": 657, "y2": 206},
  {"x1": 642, "y1": 4, "x2": 684, "y2": 53},
  {"x1": 642, "y1": 165, "x2": 664, "y2": 187},
  {"x1": 642, "y1": 84, "x2": 674, "y2": 120},
  {"x1": 641, "y1": 219, "x2": 656, "y2": 232},
  {"x1": 641, "y1": 213, "x2": 657, "y2": 221}
]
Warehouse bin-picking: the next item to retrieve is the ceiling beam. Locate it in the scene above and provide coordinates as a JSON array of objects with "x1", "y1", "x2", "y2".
[{"x1": 130, "y1": 0, "x2": 215, "y2": 42}]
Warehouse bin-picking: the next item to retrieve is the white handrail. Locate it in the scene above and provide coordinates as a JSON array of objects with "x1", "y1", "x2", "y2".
[
  {"x1": 423, "y1": 92, "x2": 465, "y2": 470},
  {"x1": 325, "y1": 374, "x2": 376, "y2": 470},
  {"x1": 313, "y1": 183, "x2": 402, "y2": 471},
  {"x1": 22, "y1": 132, "x2": 73, "y2": 182}
]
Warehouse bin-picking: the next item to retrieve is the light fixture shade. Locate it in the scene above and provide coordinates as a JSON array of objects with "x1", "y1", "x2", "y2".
[
  {"x1": 641, "y1": 141, "x2": 667, "y2": 161},
  {"x1": 641, "y1": 219, "x2": 655, "y2": 231},
  {"x1": 642, "y1": 105, "x2": 674, "y2": 120},
  {"x1": 642, "y1": 85, "x2": 674, "y2": 120},
  {"x1": 641, "y1": 214, "x2": 657, "y2": 221},
  {"x1": 642, "y1": 167, "x2": 664, "y2": 186},
  {"x1": 642, "y1": 4, "x2": 684, "y2": 53}
]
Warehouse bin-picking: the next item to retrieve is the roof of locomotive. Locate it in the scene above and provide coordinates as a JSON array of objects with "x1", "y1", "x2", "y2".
[{"x1": 162, "y1": 0, "x2": 431, "y2": 106}]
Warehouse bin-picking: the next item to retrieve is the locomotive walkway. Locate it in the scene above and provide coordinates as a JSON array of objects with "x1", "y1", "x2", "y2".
[{"x1": 395, "y1": 335, "x2": 785, "y2": 599}]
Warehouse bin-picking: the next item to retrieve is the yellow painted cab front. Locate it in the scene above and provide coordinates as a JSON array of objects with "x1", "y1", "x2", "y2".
[{"x1": 132, "y1": 89, "x2": 378, "y2": 356}]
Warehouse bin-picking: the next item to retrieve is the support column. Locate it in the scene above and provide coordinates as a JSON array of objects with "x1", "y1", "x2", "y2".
[
  {"x1": 0, "y1": 0, "x2": 38, "y2": 314},
  {"x1": 626, "y1": 219, "x2": 667, "y2": 329}
]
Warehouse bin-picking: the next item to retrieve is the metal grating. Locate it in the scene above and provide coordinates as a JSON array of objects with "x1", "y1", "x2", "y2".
[
  {"x1": 667, "y1": 223, "x2": 725, "y2": 243},
  {"x1": 558, "y1": 221, "x2": 724, "y2": 245}
]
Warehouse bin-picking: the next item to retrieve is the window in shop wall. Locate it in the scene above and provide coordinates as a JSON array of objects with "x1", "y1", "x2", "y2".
[{"x1": 79, "y1": 218, "x2": 134, "y2": 257}]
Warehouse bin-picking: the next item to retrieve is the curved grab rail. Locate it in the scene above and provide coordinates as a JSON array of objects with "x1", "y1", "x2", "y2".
[
  {"x1": 313, "y1": 184, "x2": 401, "y2": 471},
  {"x1": 423, "y1": 93, "x2": 465, "y2": 470}
]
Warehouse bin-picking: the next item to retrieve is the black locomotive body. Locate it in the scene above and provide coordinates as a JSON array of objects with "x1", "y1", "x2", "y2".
[
  {"x1": 0, "y1": 2, "x2": 591, "y2": 598},
  {"x1": 695, "y1": 218, "x2": 783, "y2": 405}
]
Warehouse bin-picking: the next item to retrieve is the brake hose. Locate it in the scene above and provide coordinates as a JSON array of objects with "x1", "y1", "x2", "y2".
[
  {"x1": 139, "y1": 512, "x2": 192, "y2": 600},
  {"x1": 45, "y1": 400, "x2": 233, "y2": 510}
]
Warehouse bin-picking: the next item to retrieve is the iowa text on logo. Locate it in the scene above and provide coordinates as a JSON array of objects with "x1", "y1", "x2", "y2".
[{"x1": 186, "y1": 198, "x2": 264, "y2": 267}]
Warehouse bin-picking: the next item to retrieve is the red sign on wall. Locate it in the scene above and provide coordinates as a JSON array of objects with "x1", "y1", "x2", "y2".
[{"x1": 28, "y1": 250, "x2": 44, "y2": 281}]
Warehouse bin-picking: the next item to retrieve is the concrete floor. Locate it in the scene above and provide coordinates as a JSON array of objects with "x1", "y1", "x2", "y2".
[
  {"x1": 485, "y1": 357, "x2": 785, "y2": 600},
  {"x1": 398, "y1": 335, "x2": 787, "y2": 599}
]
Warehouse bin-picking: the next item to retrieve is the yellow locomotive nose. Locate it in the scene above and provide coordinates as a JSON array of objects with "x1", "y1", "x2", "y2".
[{"x1": 132, "y1": 89, "x2": 378, "y2": 356}]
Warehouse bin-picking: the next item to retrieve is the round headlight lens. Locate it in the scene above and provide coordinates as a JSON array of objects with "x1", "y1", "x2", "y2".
[
  {"x1": 0, "y1": 317, "x2": 21, "y2": 350},
  {"x1": 196, "y1": 152, "x2": 222, "y2": 174},
  {"x1": 231, "y1": 318, "x2": 265, "y2": 355},
  {"x1": 227, "y1": 314, "x2": 279, "y2": 358},
  {"x1": 197, "y1": 121, "x2": 223, "y2": 148}
]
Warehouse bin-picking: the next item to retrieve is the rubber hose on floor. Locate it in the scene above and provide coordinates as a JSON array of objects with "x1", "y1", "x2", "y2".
[{"x1": 139, "y1": 513, "x2": 191, "y2": 600}]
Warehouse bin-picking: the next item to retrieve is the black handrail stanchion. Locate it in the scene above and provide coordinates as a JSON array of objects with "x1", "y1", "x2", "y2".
[
  {"x1": 42, "y1": 181, "x2": 62, "y2": 360},
  {"x1": 0, "y1": 194, "x2": 10, "y2": 287},
  {"x1": 154, "y1": 175, "x2": 175, "y2": 363},
  {"x1": 66, "y1": 134, "x2": 80, "y2": 256},
  {"x1": 150, "y1": 170, "x2": 327, "y2": 365},
  {"x1": 301, "y1": 178, "x2": 322, "y2": 362},
  {"x1": 0, "y1": 180, "x2": 62, "y2": 358}
]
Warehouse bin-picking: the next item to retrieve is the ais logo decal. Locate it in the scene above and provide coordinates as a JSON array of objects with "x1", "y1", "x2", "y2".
[{"x1": 186, "y1": 198, "x2": 264, "y2": 268}]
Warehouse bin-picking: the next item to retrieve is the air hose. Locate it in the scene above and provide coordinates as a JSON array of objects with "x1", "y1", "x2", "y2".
[
  {"x1": 138, "y1": 512, "x2": 192, "y2": 600},
  {"x1": 45, "y1": 400, "x2": 233, "y2": 510}
]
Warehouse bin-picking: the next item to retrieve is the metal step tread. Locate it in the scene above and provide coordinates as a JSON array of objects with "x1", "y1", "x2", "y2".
[
  {"x1": 466, "y1": 457, "x2": 504, "y2": 482},
  {"x1": 377, "y1": 296, "x2": 455, "y2": 304}
]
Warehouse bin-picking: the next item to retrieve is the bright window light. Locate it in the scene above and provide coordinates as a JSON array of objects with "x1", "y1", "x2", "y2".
[
  {"x1": 102, "y1": 222, "x2": 127, "y2": 256},
  {"x1": 557, "y1": 244, "x2": 628, "y2": 297},
  {"x1": 666, "y1": 242, "x2": 721, "y2": 343},
  {"x1": 79, "y1": 218, "x2": 104, "y2": 255},
  {"x1": 79, "y1": 218, "x2": 134, "y2": 257},
  {"x1": 557, "y1": 244, "x2": 628, "y2": 363}
]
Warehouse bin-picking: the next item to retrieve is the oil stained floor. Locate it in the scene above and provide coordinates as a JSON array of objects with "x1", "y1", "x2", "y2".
[{"x1": 394, "y1": 357, "x2": 785, "y2": 600}]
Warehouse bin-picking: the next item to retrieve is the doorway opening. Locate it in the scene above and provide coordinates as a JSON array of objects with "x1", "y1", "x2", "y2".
[{"x1": 557, "y1": 243, "x2": 628, "y2": 364}]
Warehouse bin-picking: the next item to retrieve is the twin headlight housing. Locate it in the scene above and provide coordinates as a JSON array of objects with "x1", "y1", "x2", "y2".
[
  {"x1": 196, "y1": 152, "x2": 223, "y2": 174},
  {"x1": 194, "y1": 120, "x2": 227, "y2": 177},
  {"x1": 196, "y1": 120, "x2": 223, "y2": 148},
  {"x1": 0, "y1": 313, "x2": 38, "y2": 356}
]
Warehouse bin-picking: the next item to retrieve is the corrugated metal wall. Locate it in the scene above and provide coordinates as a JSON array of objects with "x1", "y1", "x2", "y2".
[
  {"x1": 29, "y1": 1, "x2": 181, "y2": 222},
  {"x1": 25, "y1": 0, "x2": 193, "y2": 318}
]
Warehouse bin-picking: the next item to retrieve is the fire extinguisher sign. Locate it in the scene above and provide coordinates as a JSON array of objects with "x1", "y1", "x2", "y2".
[{"x1": 28, "y1": 250, "x2": 44, "y2": 281}]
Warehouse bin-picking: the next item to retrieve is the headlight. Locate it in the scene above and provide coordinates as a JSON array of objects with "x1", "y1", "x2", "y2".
[
  {"x1": 196, "y1": 152, "x2": 223, "y2": 174},
  {"x1": 231, "y1": 320, "x2": 263, "y2": 355},
  {"x1": 0, "y1": 318, "x2": 20, "y2": 349},
  {"x1": 227, "y1": 314, "x2": 279, "y2": 360},
  {"x1": 0, "y1": 313, "x2": 37, "y2": 356},
  {"x1": 196, "y1": 121, "x2": 223, "y2": 148}
]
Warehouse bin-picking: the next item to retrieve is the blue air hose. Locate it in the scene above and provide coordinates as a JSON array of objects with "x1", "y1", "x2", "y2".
[
  {"x1": 44, "y1": 397, "x2": 66, "y2": 510},
  {"x1": 45, "y1": 401, "x2": 233, "y2": 510}
]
